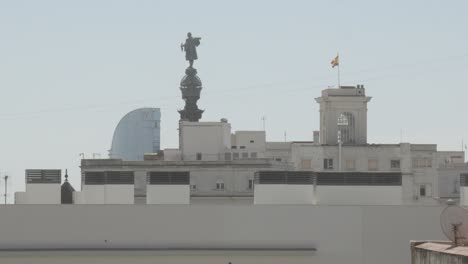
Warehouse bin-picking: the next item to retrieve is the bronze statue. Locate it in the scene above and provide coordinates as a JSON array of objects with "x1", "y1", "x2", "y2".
[{"x1": 181, "y1": 32, "x2": 201, "y2": 68}]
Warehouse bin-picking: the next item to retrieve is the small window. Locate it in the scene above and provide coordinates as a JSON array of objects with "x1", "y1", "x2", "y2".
[
  {"x1": 413, "y1": 158, "x2": 432, "y2": 168},
  {"x1": 301, "y1": 159, "x2": 311, "y2": 169},
  {"x1": 368, "y1": 159, "x2": 378, "y2": 171},
  {"x1": 250, "y1": 140, "x2": 254, "y2": 143},
  {"x1": 225, "y1": 152, "x2": 232, "y2": 161},
  {"x1": 240, "y1": 146, "x2": 246, "y2": 149},
  {"x1": 391, "y1": 160, "x2": 400, "y2": 169},
  {"x1": 233, "y1": 152, "x2": 239, "y2": 160},
  {"x1": 231, "y1": 146, "x2": 237, "y2": 149},
  {"x1": 242, "y1": 152, "x2": 248, "y2": 159},
  {"x1": 324, "y1": 158, "x2": 333, "y2": 170},
  {"x1": 275, "y1": 158, "x2": 282, "y2": 162},
  {"x1": 196, "y1": 153, "x2": 202, "y2": 161},
  {"x1": 216, "y1": 180, "x2": 225, "y2": 190},
  {"x1": 420, "y1": 185, "x2": 426, "y2": 197},
  {"x1": 250, "y1": 152, "x2": 258, "y2": 159},
  {"x1": 248, "y1": 179, "x2": 254, "y2": 190},
  {"x1": 346, "y1": 160, "x2": 355, "y2": 170},
  {"x1": 191, "y1": 184, "x2": 197, "y2": 190}
]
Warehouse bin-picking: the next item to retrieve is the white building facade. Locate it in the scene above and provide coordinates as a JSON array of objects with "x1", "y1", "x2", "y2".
[{"x1": 15, "y1": 85, "x2": 467, "y2": 205}]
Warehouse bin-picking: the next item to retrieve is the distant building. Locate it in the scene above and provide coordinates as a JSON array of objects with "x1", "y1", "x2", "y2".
[
  {"x1": 16, "y1": 86, "x2": 467, "y2": 206},
  {"x1": 411, "y1": 241, "x2": 468, "y2": 264},
  {"x1": 109, "y1": 108, "x2": 161, "y2": 161},
  {"x1": 15, "y1": 169, "x2": 62, "y2": 204}
]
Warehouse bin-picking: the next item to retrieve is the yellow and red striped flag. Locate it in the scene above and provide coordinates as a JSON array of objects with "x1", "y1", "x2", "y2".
[{"x1": 331, "y1": 55, "x2": 339, "y2": 68}]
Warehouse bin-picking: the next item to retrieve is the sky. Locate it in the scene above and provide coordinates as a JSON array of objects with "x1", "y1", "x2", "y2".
[{"x1": 0, "y1": 0, "x2": 467, "y2": 200}]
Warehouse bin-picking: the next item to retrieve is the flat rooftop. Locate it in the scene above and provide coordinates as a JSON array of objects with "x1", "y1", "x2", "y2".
[{"x1": 414, "y1": 241, "x2": 468, "y2": 257}]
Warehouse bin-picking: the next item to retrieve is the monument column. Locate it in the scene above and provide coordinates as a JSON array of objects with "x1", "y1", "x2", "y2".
[
  {"x1": 178, "y1": 67, "x2": 204, "y2": 121},
  {"x1": 178, "y1": 32, "x2": 204, "y2": 122}
]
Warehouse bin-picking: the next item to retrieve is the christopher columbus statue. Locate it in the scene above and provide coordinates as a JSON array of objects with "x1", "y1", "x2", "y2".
[{"x1": 181, "y1": 32, "x2": 201, "y2": 68}]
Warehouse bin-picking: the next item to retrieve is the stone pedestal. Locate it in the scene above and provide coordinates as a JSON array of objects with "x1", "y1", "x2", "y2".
[{"x1": 178, "y1": 67, "x2": 204, "y2": 122}]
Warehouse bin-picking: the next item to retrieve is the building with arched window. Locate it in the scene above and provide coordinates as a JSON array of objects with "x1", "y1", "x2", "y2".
[{"x1": 315, "y1": 85, "x2": 371, "y2": 145}]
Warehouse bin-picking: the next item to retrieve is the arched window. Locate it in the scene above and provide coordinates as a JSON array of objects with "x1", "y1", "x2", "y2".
[{"x1": 337, "y1": 112, "x2": 355, "y2": 144}]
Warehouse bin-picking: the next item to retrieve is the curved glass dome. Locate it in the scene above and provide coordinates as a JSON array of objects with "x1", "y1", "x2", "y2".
[{"x1": 109, "y1": 108, "x2": 161, "y2": 160}]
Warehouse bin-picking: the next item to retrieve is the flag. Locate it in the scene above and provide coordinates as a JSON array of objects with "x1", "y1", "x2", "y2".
[{"x1": 331, "y1": 55, "x2": 339, "y2": 68}]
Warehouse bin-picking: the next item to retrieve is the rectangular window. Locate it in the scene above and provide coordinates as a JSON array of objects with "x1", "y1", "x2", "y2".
[
  {"x1": 224, "y1": 152, "x2": 232, "y2": 161},
  {"x1": 420, "y1": 185, "x2": 426, "y2": 197},
  {"x1": 216, "y1": 182, "x2": 225, "y2": 190},
  {"x1": 324, "y1": 158, "x2": 333, "y2": 170},
  {"x1": 242, "y1": 152, "x2": 249, "y2": 159},
  {"x1": 196, "y1": 153, "x2": 202, "y2": 161},
  {"x1": 368, "y1": 159, "x2": 378, "y2": 171},
  {"x1": 248, "y1": 179, "x2": 254, "y2": 190},
  {"x1": 231, "y1": 146, "x2": 237, "y2": 149},
  {"x1": 391, "y1": 160, "x2": 400, "y2": 169},
  {"x1": 250, "y1": 140, "x2": 255, "y2": 143},
  {"x1": 191, "y1": 184, "x2": 197, "y2": 190},
  {"x1": 275, "y1": 158, "x2": 282, "y2": 162},
  {"x1": 425, "y1": 159, "x2": 432, "y2": 168},
  {"x1": 301, "y1": 159, "x2": 312, "y2": 169},
  {"x1": 413, "y1": 158, "x2": 432, "y2": 168},
  {"x1": 250, "y1": 152, "x2": 258, "y2": 158},
  {"x1": 233, "y1": 152, "x2": 239, "y2": 160},
  {"x1": 240, "y1": 146, "x2": 246, "y2": 149},
  {"x1": 345, "y1": 160, "x2": 355, "y2": 170}
]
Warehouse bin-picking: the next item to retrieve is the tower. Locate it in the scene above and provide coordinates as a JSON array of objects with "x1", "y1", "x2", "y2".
[
  {"x1": 109, "y1": 108, "x2": 161, "y2": 160},
  {"x1": 315, "y1": 85, "x2": 372, "y2": 145},
  {"x1": 178, "y1": 67, "x2": 204, "y2": 122}
]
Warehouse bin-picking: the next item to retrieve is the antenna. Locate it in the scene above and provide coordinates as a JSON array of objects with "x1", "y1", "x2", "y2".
[
  {"x1": 261, "y1": 116, "x2": 266, "y2": 131},
  {"x1": 440, "y1": 205, "x2": 468, "y2": 246},
  {"x1": 3, "y1": 175, "x2": 8, "y2": 205}
]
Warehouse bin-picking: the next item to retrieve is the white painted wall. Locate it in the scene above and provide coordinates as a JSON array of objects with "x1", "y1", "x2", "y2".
[
  {"x1": 254, "y1": 184, "x2": 315, "y2": 204},
  {"x1": 163, "y1": 149, "x2": 181, "y2": 161},
  {"x1": 437, "y1": 167, "x2": 468, "y2": 198},
  {"x1": 265, "y1": 142, "x2": 292, "y2": 162},
  {"x1": 316, "y1": 186, "x2": 402, "y2": 205},
  {"x1": 231, "y1": 131, "x2": 266, "y2": 159},
  {"x1": 105, "y1": 185, "x2": 134, "y2": 204},
  {"x1": 0, "y1": 205, "x2": 447, "y2": 264},
  {"x1": 14, "y1": 184, "x2": 60, "y2": 204},
  {"x1": 147, "y1": 185, "x2": 190, "y2": 204},
  {"x1": 74, "y1": 185, "x2": 104, "y2": 204},
  {"x1": 460, "y1": 187, "x2": 468, "y2": 206},
  {"x1": 74, "y1": 185, "x2": 134, "y2": 204},
  {"x1": 180, "y1": 121, "x2": 231, "y2": 161}
]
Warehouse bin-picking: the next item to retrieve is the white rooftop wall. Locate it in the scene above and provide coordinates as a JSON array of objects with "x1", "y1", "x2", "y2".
[
  {"x1": 231, "y1": 131, "x2": 266, "y2": 159},
  {"x1": 15, "y1": 184, "x2": 61, "y2": 204},
  {"x1": 147, "y1": 185, "x2": 190, "y2": 204},
  {"x1": 0, "y1": 205, "x2": 447, "y2": 264},
  {"x1": 74, "y1": 185, "x2": 134, "y2": 204},
  {"x1": 254, "y1": 184, "x2": 315, "y2": 204},
  {"x1": 179, "y1": 121, "x2": 231, "y2": 161}
]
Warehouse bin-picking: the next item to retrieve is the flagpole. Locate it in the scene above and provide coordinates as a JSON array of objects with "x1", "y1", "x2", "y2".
[
  {"x1": 337, "y1": 64, "x2": 341, "y2": 88},
  {"x1": 337, "y1": 53, "x2": 341, "y2": 88}
]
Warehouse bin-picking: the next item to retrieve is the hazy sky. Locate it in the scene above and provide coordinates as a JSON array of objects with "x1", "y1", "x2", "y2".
[{"x1": 1, "y1": 0, "x2": 467, "y2": 198}]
